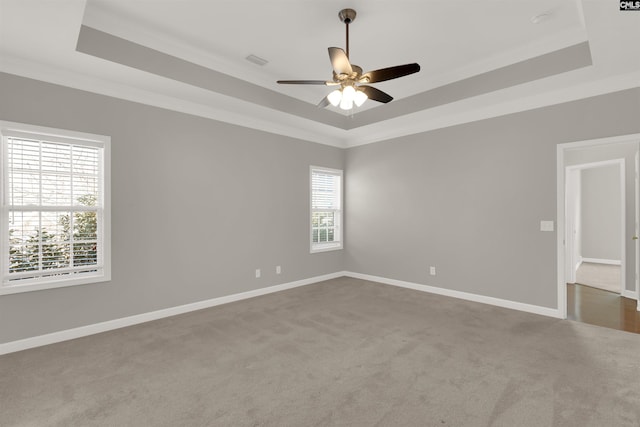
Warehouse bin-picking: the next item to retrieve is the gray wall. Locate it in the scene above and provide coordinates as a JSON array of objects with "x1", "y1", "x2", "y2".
[
  {"x1": 1, "y1": 70, "x2": 639, "y2": 345},
  {"x1": 580, "y1": 165, "x2": 621, "y2": 261},
  {"x1": 345, "y1": 89, "x2": 640, "y2": 308},
  {"x1": 565, "y1": 141, "x2": 639, "y2": 291},
  {"x1": 0, "y1": 73, "x2": 344, "y2": 344}
]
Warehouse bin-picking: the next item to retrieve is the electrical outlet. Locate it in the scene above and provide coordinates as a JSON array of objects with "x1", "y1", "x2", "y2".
[
  {"x1": 255, "y1": 269, "x2": 261, "y2": 278},
  {"x1": 276, "y1": 265, "x2": 281, "y2": 274},
  {"x1": 429, "y1": 266, "x2": 436, "y2": 276}
]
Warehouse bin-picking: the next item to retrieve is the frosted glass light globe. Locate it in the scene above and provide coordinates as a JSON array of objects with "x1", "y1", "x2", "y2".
[
  {"x1": 340, "y1": 86, "x2": 356, "y2": 110},
  {"x1": 354, "y1": 90, "x2": 368, "y2": 107},
  {"x1": 327, "y1": 89, "x2": 342, "y2": 107}
]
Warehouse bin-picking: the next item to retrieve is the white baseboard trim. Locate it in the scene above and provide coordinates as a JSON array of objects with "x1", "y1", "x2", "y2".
[
  {"x1": 344, "y1": 271, "x2": 563, "y2": 319},
  {"x1": 0, "y1": 272, "x2": 343, "y2": 355},
  {"x1": 0, "y1": 270, "x2": 570, "y2": 355},
  {"x1": 622, "y1": 289, "x2": 638, "y2": 300},
  {"x1": 581, "y1": 258, "x2": 621, "y2": 266}
]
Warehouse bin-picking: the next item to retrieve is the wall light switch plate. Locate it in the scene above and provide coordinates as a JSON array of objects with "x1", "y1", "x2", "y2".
[
  {"x1": 540, "y1": 221, "x2": 554, "y2": 232},
  {"x1": 255, "y1": 269, "x2": 261, "y2": 278}
]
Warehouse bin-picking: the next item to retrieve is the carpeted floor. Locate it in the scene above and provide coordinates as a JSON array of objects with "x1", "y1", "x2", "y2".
[
  {"x1": 575, "y1": 262, "x2": 621, "y2": 293},
  {"x1": 2, "y1": 277, "x2": 640, "y2": 426}
]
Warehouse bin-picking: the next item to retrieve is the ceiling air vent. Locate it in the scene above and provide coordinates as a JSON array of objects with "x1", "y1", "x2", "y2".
[{"x1": 246, "y1": 54, "x2": 268, "y2": 66}]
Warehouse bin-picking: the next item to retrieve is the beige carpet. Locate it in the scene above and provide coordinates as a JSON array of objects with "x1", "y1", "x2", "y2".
[
  {"x1": 575, "y1": 262, "x2": 621, "y2": 293},
  {"x1": 2, "y1": 277, "x2": 640, "y2": 427}
]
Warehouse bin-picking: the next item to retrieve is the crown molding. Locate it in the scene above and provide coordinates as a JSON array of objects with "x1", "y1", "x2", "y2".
[
  {"x1": 1, "y1": 54, "x2": 637, "y2": 150},
  {"x1": 345, "y1": 70, "x2": 640, "y2": 147},
  {"x1": 0, "y1": 54, "x2": 349, "y2": 148}
]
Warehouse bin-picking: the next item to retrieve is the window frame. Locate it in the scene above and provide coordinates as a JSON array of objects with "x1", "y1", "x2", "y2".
[
  {"x1": 0, "y1": 121, "x2": 111, "y2": 295},
  {"x1": 310, "y1": 165, "x2": 343, "y2": 253}
]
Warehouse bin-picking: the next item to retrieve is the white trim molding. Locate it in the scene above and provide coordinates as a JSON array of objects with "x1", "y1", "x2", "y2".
[
  {"x1": 557, "y1": 133, "x2": 640, "y2": 319},
  {"x1": 0, "y1": 271, "x2": 344, "y2": 355},
  {"x1": 344, "y1": 271, "x2": 562, "y2": 319}
]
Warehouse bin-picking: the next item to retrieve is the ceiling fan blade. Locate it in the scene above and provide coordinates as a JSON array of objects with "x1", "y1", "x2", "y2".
[
  {"x1": 328, "y1": 47, "x2": 353, "y2": 75},
  {"x1": 359, "y1": 86, "x2": 393, "y2": 103},
  {"x1": 317, "y1": 95, "x2": 331, "y2": 108},
  {"x1": 277, "y1": 80, "x2": 333, "y2": 85},
  {"x1": 361, "y1": 63, "x2": 420, "y2": 83}
]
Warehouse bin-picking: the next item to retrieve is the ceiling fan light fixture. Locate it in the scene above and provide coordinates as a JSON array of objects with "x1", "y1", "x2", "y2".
[
  {"x1": 354, "y1": 90, "x2": 368, "y2": 107},
  {"x1": 276, "y1": 8, "x2": 420, "y2": 110},
  {"x1": 328, "y1": 89, "x2": 342, "y2": 107}
]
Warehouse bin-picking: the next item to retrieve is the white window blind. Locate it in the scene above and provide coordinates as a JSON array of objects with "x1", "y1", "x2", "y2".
[
  {"x1": 310, "y1": 166, "x2": 342, "y2": 252},
  {"x1": 1, "y1": 122, "x2": 110, "y2": 293}
]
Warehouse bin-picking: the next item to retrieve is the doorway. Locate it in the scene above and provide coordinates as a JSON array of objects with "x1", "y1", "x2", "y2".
[
  {"x1": 556, "y1": 134, "x2": 640, "y2": 320},
  {"x1": 565, "y1": 159, "x2": 624, "y2": 294}
]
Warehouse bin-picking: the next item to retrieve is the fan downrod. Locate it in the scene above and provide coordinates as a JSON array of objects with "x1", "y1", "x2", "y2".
[{"x1": 338, "y1": 9, "x2": 356, "y2": 59}]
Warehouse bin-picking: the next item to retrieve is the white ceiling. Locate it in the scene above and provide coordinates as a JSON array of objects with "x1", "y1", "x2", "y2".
[{"x1": 0, "y1": 0, "x2": 638, "y2": 147}]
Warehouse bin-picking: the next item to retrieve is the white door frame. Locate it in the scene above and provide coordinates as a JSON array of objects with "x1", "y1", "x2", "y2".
[
  {"x1": 565, "y1": 159, "x2": 625, "y2": 294},
  {"x1": 556, "y1": 133, "x2": 640, "y2": 319},
  {"x1": 565, "y1": 167, "x2": 581, "y2": 284},
  {"x1": 635, "y1": 150, "x2": 639, "y2": 311}
]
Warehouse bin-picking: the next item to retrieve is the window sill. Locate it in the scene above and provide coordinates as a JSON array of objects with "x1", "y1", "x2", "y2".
[
  {"x1": 0, "y1": 273, "x2": 110, "y2": 295},
  {"x1": 310, "y1": 243, "x2": 343, "y2": 254}
]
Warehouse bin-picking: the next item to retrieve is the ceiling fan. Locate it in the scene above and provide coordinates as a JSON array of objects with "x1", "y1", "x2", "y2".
[{"x1": 277, "y1": 8, "x2": 420, "y2": 110}]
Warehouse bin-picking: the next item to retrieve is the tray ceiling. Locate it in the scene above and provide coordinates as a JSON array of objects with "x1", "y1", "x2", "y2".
[{"x1": 0, "y1": 0, "x2": 638, "y2": 147}]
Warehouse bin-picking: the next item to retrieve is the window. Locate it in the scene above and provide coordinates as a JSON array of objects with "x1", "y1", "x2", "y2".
[
  {"x1": 310, "y1": 166, "x2": 342, "y2": 253},
  {"x1": 0, "y1": 121, "x2": 110, "y2": 295}
]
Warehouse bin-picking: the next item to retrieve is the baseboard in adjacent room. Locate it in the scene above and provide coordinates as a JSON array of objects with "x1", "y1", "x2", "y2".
[
  {"x1": 0, "y1": 271, "x2": 345, "y2": 355},
  {"x1": 344, "y1": 271, "x2": 562, "y2": 319},
  {"x1": 581, "y1": 258, "x2": 621, "y2": 266}
]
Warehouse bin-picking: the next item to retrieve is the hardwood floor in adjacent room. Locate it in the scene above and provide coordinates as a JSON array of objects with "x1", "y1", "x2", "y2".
[{"x1": 567, "y1": 283, "x2": 640, "y2": 334}]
